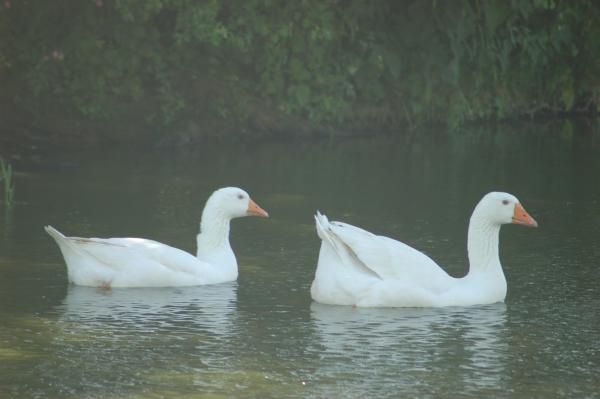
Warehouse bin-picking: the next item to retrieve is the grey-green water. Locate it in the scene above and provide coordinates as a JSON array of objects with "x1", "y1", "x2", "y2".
[{"x1": 1, "y1": 124, "x2": 599, "y2": 398}]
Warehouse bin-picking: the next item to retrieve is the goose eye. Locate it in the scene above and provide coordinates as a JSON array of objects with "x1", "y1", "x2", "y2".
[
  {"x1": 502, "y1": 199, "x2": 509, "y2": 205},
  {"x1": 238, "y1": 194, "x2": 244, "y2": 200}
]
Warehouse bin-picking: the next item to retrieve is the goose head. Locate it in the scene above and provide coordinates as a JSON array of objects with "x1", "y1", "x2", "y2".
[
  {"x1": 205, "y1": 187, "x2": 269, "y2": 220},
  {"x1": 473, "y1": 192, "x2": 538, "y2": 227}
]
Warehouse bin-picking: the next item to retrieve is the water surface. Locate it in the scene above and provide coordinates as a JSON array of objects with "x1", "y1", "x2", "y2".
[{"x1": 1, "y1": 123, "x2": 599, "y2": 398}]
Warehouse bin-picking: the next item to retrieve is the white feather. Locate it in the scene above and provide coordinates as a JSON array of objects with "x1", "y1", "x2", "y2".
[
  {"x1": 311, "y1": 192, "x2": 537, "y2": 307},
  {"x1": 45, "y1": 187, "x2": 267, "y2": 288}
]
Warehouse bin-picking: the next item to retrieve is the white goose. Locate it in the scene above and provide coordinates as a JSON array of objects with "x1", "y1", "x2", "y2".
[
  {"x1": 311, "y1": 192, "x2": 537, "y2": 307},
  {"x1": 45, "y1": 187, "x2": 268, "y2": 288}
]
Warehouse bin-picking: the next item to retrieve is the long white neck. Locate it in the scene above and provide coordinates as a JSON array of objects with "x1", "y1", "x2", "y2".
[
  {"x1": 463, "y1": 214, "x2": 507, "y2": 303},
  {"x1": 466, "y1": 215, "x2": 502, "y2": 275},
  {"x1": 196, "y1": 204, "x2": 232, "y2": 256}
]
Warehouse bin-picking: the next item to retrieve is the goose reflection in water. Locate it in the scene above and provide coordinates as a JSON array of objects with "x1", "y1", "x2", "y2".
[
  {"x1": 309, "y1": 303, "x2": 509, "y2": 394},
  {"x1": 58, "y1": 283, "x2": 238, "y2": 330},
  {"x1": 53, "y1": 283, "x2": 239, "y2": 367},
  {"x1": 30, "y1": 284, "x2": 240, "y2": 395}
]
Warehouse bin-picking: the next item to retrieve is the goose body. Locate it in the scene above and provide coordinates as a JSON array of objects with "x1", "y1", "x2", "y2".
[
  {"x1": 45, "y1": 187, "x2": 268, "y2": 288},
  {"x1": 311, "y1": 192, "x2": 537, "y2": 307}
]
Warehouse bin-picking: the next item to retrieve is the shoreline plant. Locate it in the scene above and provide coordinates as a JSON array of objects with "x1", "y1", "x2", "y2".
[{"x1": 0, "y1": 157, "x2": 15, "y2": 207}]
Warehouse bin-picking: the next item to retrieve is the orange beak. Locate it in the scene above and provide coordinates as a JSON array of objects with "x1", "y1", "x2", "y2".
[
  {"x1": 512, "y1": 202, "x2": 538, "y2": 227},
  {"x1": 246, "y1": 198, "x2": 269, "y2": 218}
]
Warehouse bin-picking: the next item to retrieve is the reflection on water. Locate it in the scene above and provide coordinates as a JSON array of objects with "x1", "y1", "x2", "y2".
[
  {"x1": 1, "y1": 122, "x2": 600, "y2": 398},
  {"x1": 19, "y1": 285, "x2": 241, "y2": 398},
  {"x1": 59, "y1": 284, "x2": 237, "y2": 330},
  {"x1": 309, "y1": 303, "x2": 508, "y2": 397}
]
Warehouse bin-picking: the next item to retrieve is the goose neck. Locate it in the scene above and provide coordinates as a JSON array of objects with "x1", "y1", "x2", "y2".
[
  {"x1": 197, "y1": 206, "x2": 231, "y2": 252},
  {"x1": 467, "y1": 216, "x2": 501, "y2": 273}
]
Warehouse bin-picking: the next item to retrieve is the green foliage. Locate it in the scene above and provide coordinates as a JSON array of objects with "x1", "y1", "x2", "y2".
[
  {"x1": 0, "y1": 0, "x2": 598, "y2": 136},
  {"x1": 0, "y1": 158, "x2": 15, "y2": 207}
]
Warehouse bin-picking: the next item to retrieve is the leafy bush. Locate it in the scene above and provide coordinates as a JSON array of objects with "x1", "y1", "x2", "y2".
[{"x1": 0, "y1": 0, "x2": 598, "y2": 137}]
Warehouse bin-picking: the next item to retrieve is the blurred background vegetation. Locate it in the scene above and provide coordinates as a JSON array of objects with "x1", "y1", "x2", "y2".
[{"x1": 1, "y1": 0, "x2": 599, "y2": 143}]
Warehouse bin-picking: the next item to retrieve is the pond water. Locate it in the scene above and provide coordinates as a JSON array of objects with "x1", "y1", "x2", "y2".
[{"x1": 1, "y1": 122, "x2": 599, "y2": 398}]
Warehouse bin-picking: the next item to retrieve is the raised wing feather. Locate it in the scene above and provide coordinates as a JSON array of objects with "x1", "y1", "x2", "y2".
[{"x1": 328, "y1": 221, "x2": 451, "y2": 283}]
